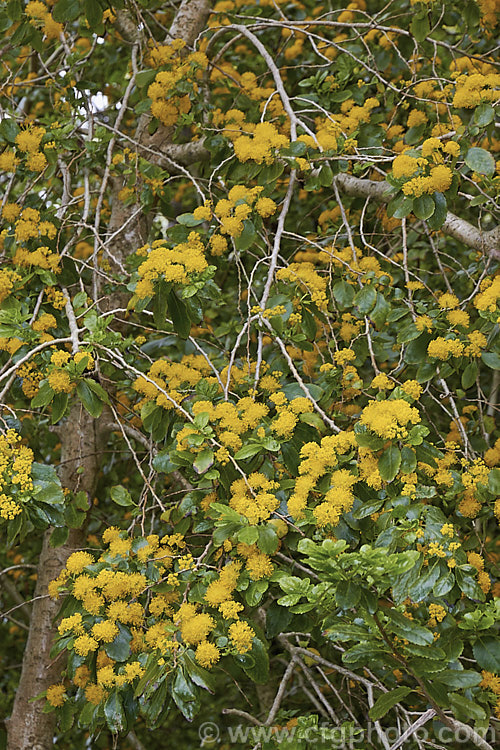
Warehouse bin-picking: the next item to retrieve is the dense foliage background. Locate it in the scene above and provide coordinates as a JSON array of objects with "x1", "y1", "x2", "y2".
[{"x1": 0, "y1": 0, "x2": 499, "y2": 748}]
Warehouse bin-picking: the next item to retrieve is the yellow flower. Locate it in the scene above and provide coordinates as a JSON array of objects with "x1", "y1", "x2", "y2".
[
  {"x1": 92, "y1": 620, "x2": 119, "y2": 643},
  {"x1": 195, "y1": 640, "x2": 220, "y2": 668},
  {"x1": 229, "y1": 621, "x2": 255, "y2": 654},
  {"x1": 48, "y1": 370, "x2": 74, "y2": 394},
  {"x1": 66, "y1": 551, "x2": 93, "y2": 575},
  {"x1": 46, "y1": 684, "x2": 66, "y2": 707}
]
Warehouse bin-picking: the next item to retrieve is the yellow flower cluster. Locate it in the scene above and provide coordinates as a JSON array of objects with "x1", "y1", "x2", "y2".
[
  {"x1": 25, "y1": 1, "x2": 63, "y2": 40},
  {"x1": 135, "y1": 232, "x2": 207, "y2": 299},
  {"x1": 211, "y1": 185, "x2": 268, "y2": 238},
  {"x1": 467, "y1": 551, "x2": 491, "y2": 593},
  {"x1": 360, "y1": 399, "x2": 420, "y2": 440},
  {"x1": 459, "y1": 459, "x2": 489, "y2": 519},
  {"x1": 228, "y1": 620, "x2": 255, "y2": 654},
  {"x1": 276, "y1": 262, "x2": 328, "y2": 310},
  {"x1": 0, "y1": 431, "x2": 34, "y2": 520},
  {"x1": 452, "y1": 72, "x2": 500, "y2": 109},
  {"x1": 45, "y1": 683, "x2": 66, "y2": 707},
  {"x1": 234, "y1": 122, "x2": 290, "y2": 164},
  {"x1": 474, "y1": 277, "x2": 500, "y2": 313},
  {"x1": 0, "y1": 269, "x2": 21, "y2": 303},
  {"x1": 428, "y1": 603, "x2": 447, "y2": 626},
  {"x1": 288, "y1": 430, "x2": 357, "y2": 521},
  {"x1": 427, "y1": 337, "x2": 464, "y2": 360},
  {"x1": 237, "y1": 542, "x2": 275, "y2": 581},
  {"x1": 133, "y1": 355, "x2": 213, "y2": 414},
  {"x1": 147, "y1": 40, "x2": 207, "y2": 127},
  {"x1": 204, "y1": 561, "x2": 241, "y2": 608},
  {"x1": 229, "y1": 473, "x2": 279, "y2": 524}
]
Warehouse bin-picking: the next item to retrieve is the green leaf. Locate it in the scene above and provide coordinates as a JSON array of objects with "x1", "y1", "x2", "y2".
[
  {"x1": 65, "y1": 503, "x2": 86, "y2": 529},
  {"x1": 238, "y1": 526, "x2": 259, "y2": 545},
  {"x1": 369, "y1": 687, "x2": 412, "y2": 720},
  {"x1": 135, "y1": 69, "x2": 157, "y2": 89},
  {"x1": 392, "y1": 196, "x2": 414, "y2": 219},
  {"x1": 234, "y1": 638, "x2": 269, "y2": 684},
  {"x1": 153, "y1": 279, "x2": 169, "y2": 329},
  {"x1": 234, "y1": 444, "x2": 262, "y2": 461},
  {"x1": 53, "y1": 0, "x2": 80, "y2": 22},
  {"x1": 182, "y1": 651, "x2": 216, "y2": 694},
  {"x1": 245, "y1": 580, "x2": 268, "y2": 606},
  {"x1": 436, "y1": 670, "x2": 482, "y2": 689},
  {"x1": 488, "y1": 468, "x2": 500, "y2": 494},
  {"x1": 0, "y1": 117, "x2": 20, "y2": 143},
  {"x1": 234, "y1": 220, "x2": 256, "y2": 252},
  {"x1": 473, "y1": 637, "x2": 500, "y2": 673},
  {"x1": 177, "y1": 213, "x2": 205, "y2": 227},
  {"x1": 51, "y1": 392, "x2": 68, "y2": 424},
  {"x1": 84, "y1": 0, "x2": 101, "y2": 26},
  {"x1": 408, "y1": 560, "x2": 441, "y2": 601},
  {"x1": 386, "y1": 610, "x2": 434, "y2": 645},
  {"x1": 449, "y1": 693, "x2": 486, "y2": 723},
  {"x1": 354, "y1": 285, "x2": 377, "y2": 315},
  {"x1": 465, "y1": 147, "x2": 495, "y2": 177},
  {"x1": 427, "y1": 192, "x2": 447, "y2": 231},
  {"x1": 474, "y1": 103, "x2": 495, "y2": 127},
  {"x1": 266, "y1": 603, "x2": 292, "y2": 638},
  {"x1": 462, "y1": 361, "x2": 478, "y2": 389},
  {"x1": 192, "y1": 448, "x2": 213, "y2": 474},
  {"x1": 258, "y1": 524, "x2": 279, "y2": 554},
  {"x1": 167, "y1": 290, "x2": 191, "y2": 339},
  {"x1": 332, "y1": 280, "x2": 355, "y2": 310},
  {"x1": 153, "y1": 451, "x2": 176, "y2": 474},
  {"x1": 85, "y1": 378, "x2": 109, "y2": 403},
  {"x1": 411, "y1": 13, "x2": 430, "y2": 42},
  {"x1": 378, "y1": 446, "x2": 401, "y2": 482},
  {"x1": 433, "y1": 571, "x2": 454, "y2": 597},
  {"x1": 31, "y1": 381, "x2": 55, "y2": 408},
  {"x1": 413, "y1": 194, "x2": 435, "y2": 220},
  {"x1": 171, "y1": 668, "x2": 200, "y2": 721},
  {"x1": 335, "y1": 580, "x2": 361, "y2": 609},
  {"x1": 400, "y1": 446, "x2": 417, "y2": 474},
  {"x1": 104, "y1": 623, "x2": 132, "y2": 662},
  {"x1": 104, "y1": 691, "x2": 125, "y2": 734},
  {"x1": 352, "y1": 497, "x2": 384, "y2": 519},
  {"x1": 110, "y1": 485, "x2": 135, "y2": 507},
  {"x1": 49, "y1": 526, "x2": 69, "y2": 547},
  {"x1": 481, "y1": 351, "x2": 500, "y2": 370},
  {"x1": 76, "y1": 380, "x2": 103, "y2": 418}
]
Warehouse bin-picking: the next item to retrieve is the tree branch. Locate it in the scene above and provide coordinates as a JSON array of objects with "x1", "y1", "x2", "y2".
[{"x1": 335, "y1": 173, "x2": 500, "y2": 257}]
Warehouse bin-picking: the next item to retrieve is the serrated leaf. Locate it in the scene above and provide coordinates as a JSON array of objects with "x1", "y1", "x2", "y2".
[
  {"x1": 386, "y1": 610, "x2": 434, "y2": 645},
  {"x1": 436, "y1": 669, "x2": 482, "y2": 689},
  {"x1": 473, "y1": 637, "x2": 500, "y2": 673},
  {"x1": 369, "y1": 687, "x2": 412, "y2": 720}
]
